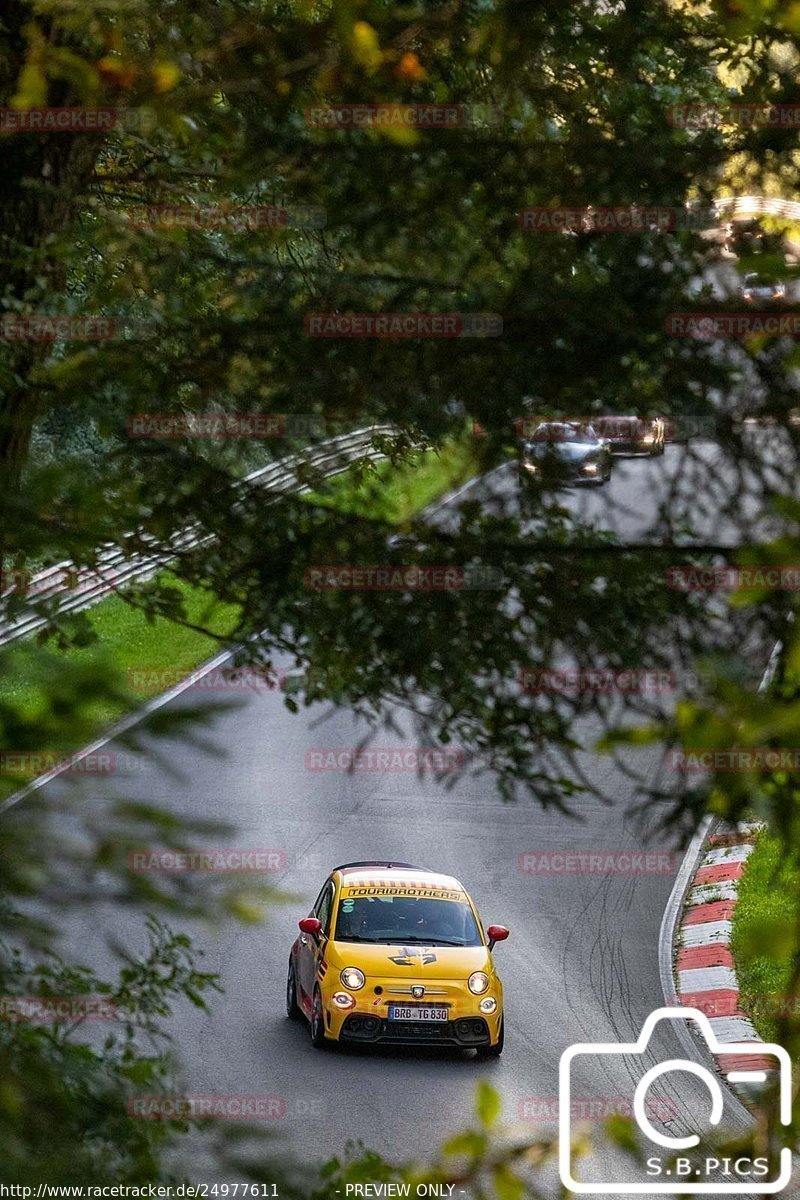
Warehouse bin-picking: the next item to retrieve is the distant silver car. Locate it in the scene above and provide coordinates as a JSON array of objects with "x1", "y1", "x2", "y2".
[
  {"x1": 740, "y1": 273, "x2": 786, "y2": 307},
  {"x1": 519, "y1": 422, "x2": 612, "y2": 486}
]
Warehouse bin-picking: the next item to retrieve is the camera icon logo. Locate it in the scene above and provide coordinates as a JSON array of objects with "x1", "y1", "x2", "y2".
[{"x1": 559, "y1": 1006, "x2": 792, "y2": 1194}]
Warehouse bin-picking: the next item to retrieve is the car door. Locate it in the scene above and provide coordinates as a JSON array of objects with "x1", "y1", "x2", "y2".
[
  {"x1": 311, "y1": 880, "x2": 335, "y2": 989},
  {"x1": 297, "y1": 879, "x2": 334, "y2": 1002}
]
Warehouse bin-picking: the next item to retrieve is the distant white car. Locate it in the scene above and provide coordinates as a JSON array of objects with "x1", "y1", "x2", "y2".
[{"x1": 740, "y1": 273, "x2": 786, "y2": 307}]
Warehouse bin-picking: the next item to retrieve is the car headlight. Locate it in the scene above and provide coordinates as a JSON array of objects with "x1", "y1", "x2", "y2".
[
  {"x1": 522, "y1": 462, "x2": 538, "y2": 473},
  {"x1": 582, "y1": 461, "x2": 599, "y2": 474},
  {"x1": 468, "y1": 971, "x2": 490, "y2": 995},
  {"x1": 480, "y1": 997, "x2": 497, "y2": 1014},
  {"x1": 340, "y1": 967, "x2": 365, "y2": 990},
  {"x1": 641, "y1": 433, "x2": 654, "y2": 444}
]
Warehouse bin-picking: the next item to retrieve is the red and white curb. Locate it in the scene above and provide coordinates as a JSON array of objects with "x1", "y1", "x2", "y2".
[{"x1": 672, "y1": 822, "x2": 775, "y2": 1088}]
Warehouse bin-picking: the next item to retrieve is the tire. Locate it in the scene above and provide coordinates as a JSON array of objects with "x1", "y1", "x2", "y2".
[
  {"x1": 309, "y1": 985, "x2": 328, "y2": 1048},
  {"x1": 286, "y1": 958, "x2": 301, "y2": 1020},
  {"x1": 477, "y1": 1016, "x2": 504, "y2": 1058}
]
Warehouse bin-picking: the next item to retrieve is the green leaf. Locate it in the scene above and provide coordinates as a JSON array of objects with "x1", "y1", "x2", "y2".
[
  {"x1": 476, "y1": 1080, "x2": 501, "y2": 1127},
  {"x1": 492, "y1": 1163, "x2": 525, "y2": 1200},
  {"x1": 441, "y1": 1129, "x2": 486, "y2": 1158}
]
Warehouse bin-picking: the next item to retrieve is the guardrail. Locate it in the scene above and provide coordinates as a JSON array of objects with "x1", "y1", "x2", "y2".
[
  {"x1": 0, "y1": 424, "x2": 395, "y2": 647},
  {"x1": 714, "y1": 195, "x2": 800, "y2": 221}
]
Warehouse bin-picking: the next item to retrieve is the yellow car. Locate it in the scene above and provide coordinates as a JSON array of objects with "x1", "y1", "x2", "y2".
[{"x1": 286, "y1": 861, "x2": 508, "y2": 1056}]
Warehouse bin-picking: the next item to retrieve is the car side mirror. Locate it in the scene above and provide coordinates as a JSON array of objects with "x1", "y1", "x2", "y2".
[
  {"x1": 299, "y1": 917, "x2": 322, "y2": 937},
  {"x1": 487, "y1": 924, "x2": 509, "y2": 950}
]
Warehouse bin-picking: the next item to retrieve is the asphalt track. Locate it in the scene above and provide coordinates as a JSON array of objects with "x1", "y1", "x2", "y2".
[{"x1": 30, "y1": 442, "x2": 798, "y2": 1198}]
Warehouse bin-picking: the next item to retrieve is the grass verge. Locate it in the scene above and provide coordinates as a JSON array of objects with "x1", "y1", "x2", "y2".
[
  {"x1": 0, "y1": 438, "x2": 489, "y2": 797},
  {"x1": 730, "y1": 830, "x2": 800, "y2": 1043},
  {"x1": 0, "y1": 578, "x2": 241, "y2": 800},
  {"x1": 304, "y1": 438, "x2": 486, "y2": 523}
]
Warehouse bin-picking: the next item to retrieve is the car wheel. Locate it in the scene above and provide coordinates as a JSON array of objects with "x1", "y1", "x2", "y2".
[
  {"x1": 309, "y1": 985, "x2": 328, "y2": 1048},
  {"x1": 286, "y1": 958, "x2": 301, "y2": 1021},
  {"x1": 477, "y1": 1016, "x2": 504, "y2": 1058}
]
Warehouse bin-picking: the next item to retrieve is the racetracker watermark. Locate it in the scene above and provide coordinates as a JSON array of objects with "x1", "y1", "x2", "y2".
[
  {"x1": 0, "y1": 107, "x2": 117, "y2": 133},
  {"x1": 667, "y1": 314, "x2": 800, "y2": 339},
  {"x1": 128, "y1": 849, "x2": 286, "y2": 873},
  {"x1": 517, "y1": 206, "x2": 717, "y2": 232},
  {"x1": 304, "y1": 313, "x2": 502, "y2": 338},
  {"x1": 672, "y1": 992, "x2": 800, "y2": 1017},
  {"x1": 740, "y1": 994, "x2": 800, "y2": 1018},
  {"x1": 668, "y1": 103, "x2": 800, "y2": 128},
  {"x1": 128, "y1": 203, "x2": 326, "y2": 230},
  {"x1": 304, "y1": 103, "x2": 499, "y2": 128},
  {"x1": 519, "y1": 1095, "x2": 676, "y2": 1122},
  {"x1": 126, "y1": 413, "x2": 324, "y2": 439},
  {"x1": 0, "y1": 996, "x2": 116, "y2": 1022},
  {"x1": 518, "y1": 850, "x2": 677, "y2": 875},
  {"x1": 512, "y1": 414, "x2": 717, "y2": 440},
  {"x1": 667, "y1": 565, "x2": 800, "y2": 590},
  {"x1": 127, "y1": 665, "x2": 284, "y2": 693},
  {"x1": 129, "y1": 1095, "x2": 286, "y2": 1120},
  {"x1": 303, "y1": 565, "x2": 504, "y2": 590},
  {"x1": 519, "y1": 668, "x2": 676, "y2": 694},
  {"x1": 668, "y1": 749, "x2": 800, "y2": 772},
  {"x1": 0, "y1": 315, "x2": 115, "y2": 340},
  {"x1": 305, "y1": 747, "x2": 463, "y2": 772},
  {"x1": 0, "y1": 750, "x2": 142, "y2": 776},
  {"x1": 0, "y1": 565, "x2": 120, "y2": 598}
]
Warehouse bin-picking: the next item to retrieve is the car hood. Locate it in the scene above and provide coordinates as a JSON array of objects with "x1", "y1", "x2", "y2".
[
  {"x1": 528, "y1": 442, "x2": 598, "y2": 461},
  {"x1": 325, "y1": 940, "x2": 491, "y2": 978}
]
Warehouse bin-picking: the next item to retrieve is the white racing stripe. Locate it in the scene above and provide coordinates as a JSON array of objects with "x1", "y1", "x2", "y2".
[
  {"x1": 681, "y1": 919, "x2": 732, "y2": 947},
  {"x1": 687, "y1": 882, "x2": 739, "y2": 905},
  {"x1": 708, "y1": 1016, "x2": 762, "y2": 1043},
  {"x1": 701, "y1": 844, "x2": 754, "y2": 867},
  {"x1": 678, "y1": 965, "x2": 738, "y2": 993}
]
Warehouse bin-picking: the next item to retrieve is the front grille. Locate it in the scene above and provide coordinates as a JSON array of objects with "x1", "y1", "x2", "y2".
[{"x1": 340, "y1": 1015, "x2": 490, "y2": 1046}]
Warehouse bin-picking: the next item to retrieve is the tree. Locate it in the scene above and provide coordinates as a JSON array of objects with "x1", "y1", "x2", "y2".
[{"x1": 1, "y1": 0, "x2": 799, "y2": 1184}]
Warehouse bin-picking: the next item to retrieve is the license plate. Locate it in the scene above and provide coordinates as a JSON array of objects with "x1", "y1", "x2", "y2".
[{"x1": 388, "y1": 1005, "x2": 448, "y2": 1022}]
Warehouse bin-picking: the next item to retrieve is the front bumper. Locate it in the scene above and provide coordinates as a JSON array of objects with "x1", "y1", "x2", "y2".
[
  {"x1": 319, "y1": 977, "x2": 503, "y2": 1046},
  {"x1": 339, "y1": 1013, "x2": 492, "y2": 1047},
  {"x1": 520, "y1": 462, "x2": 602, "y2": 484}
]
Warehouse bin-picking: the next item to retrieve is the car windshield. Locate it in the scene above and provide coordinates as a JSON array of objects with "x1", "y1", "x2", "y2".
[
  {"x1": 532, "y1": 423, "x2": 598, "y2": 445},
  {"x1": 334, "y1": 894, "x2": 483, "y2": 946}
]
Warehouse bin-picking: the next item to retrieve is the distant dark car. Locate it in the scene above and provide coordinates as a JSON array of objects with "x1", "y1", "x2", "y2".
[
  {"x1": 591, "y1": 415, "x2": 665, "y2": 456},
  {"x1": 739, "y1": 273, "x2": 786, "y2": 307},
  {"x1": 519, "y1": 422, "x2": 612, "y2": 486},
  {"x1": 725, "y1": 218, "x2": 765, "y2": 255}
]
